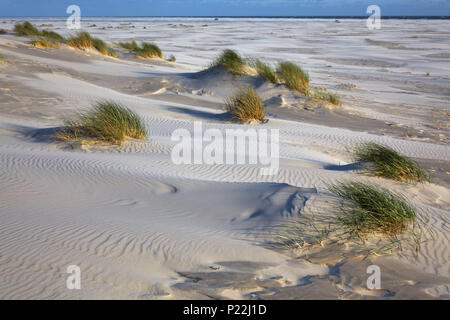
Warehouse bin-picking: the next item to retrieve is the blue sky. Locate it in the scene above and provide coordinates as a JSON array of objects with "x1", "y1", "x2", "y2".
[{"x1": 1, "y1": 0, "x2": 450, "y2": 17}]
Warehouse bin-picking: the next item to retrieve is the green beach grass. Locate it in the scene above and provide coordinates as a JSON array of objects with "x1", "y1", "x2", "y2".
[
  {"x1": 56, "y1": 100, "x2": 147, "y2": 145},
  {"x1": 353, "y1": 142, "x2": 431, "y2": 183}
]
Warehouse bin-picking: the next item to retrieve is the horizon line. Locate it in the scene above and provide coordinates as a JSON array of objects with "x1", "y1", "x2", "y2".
[{"x1": 1, "y1": 15, "x2": 450, "y2": 19}]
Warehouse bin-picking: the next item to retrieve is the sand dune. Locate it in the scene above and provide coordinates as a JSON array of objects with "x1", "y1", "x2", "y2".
[{"x1": 0, "y1": 18, "x2": 449, "y2": 299}]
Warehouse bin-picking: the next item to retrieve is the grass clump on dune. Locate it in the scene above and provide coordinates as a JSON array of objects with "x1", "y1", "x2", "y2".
[
  {"x1": 56, "y1": 100, "x2": 147, "y2": 145},
  {"x1": 322, "y1": 92, "x2": 340, "y2": 106},
  {"x1": 14, "y1": 21, "x2": 64, "y2": 41},
  {"x1": 226, "y1": 87, "x2": 265, "y2": 123},
  {"x1": 92, "y1": 38, "x2": 117, "y2": 57},
  {"x1": 118, "y1": 40, "x2": 139, "y2": 51},
  {"x1": 67, "y1": 32, "x2": 117, "y2": 57},
  {"x1": 14, "y1": 21, "x2": 40, "y2": 36},
  {"x1": 213, "y1": 49, "x2": 246, "y2": 75},
  {"x1": 329, "y1": 181, "x2": 417, "y2": 239},
  {"x1": 353, "y1": 142, "x2": 431, "y2": 183},
  {"x1": 66, "y1": 31, "x2": 94, "y2": 49},
  {"x1": 277, "y1": 61, "x2": 310, "y2": 95},
  {"x1": 30, "y1": 38, "x2": 61, "y2": 48},
  {"x1": 276, "y1": 181, "x2": 429, "y2": 255},
  {"x1": 135, "y1": 42, "x2": 162, "y2": 59},
  {"x1": 118, "y1": 40, "x2": 162, "y2": 59},
  {"x1": 0, "y1": 53, "x2": 4, "y2": 64},
  {"x1": 312, "y1": 90, "x2": 341, "y2": 106},
  {"x1": 40, "y1": 30, "x2": 64, "y2": 41},
  {"x1": 248, "y1": 58, "x2": 278, "y2": 84}
]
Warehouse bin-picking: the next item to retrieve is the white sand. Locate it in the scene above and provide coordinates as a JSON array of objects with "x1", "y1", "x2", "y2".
[{"x1": 0, "y1": 18, "x2": 449, "y2": 299}]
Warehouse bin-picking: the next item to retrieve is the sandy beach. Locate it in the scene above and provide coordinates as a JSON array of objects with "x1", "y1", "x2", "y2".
[{"x1": 0, "y1": 17, "x2": 449, "y2": 300}]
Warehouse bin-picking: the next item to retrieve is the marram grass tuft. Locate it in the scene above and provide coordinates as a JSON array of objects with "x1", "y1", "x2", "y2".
[
  {"x1": 353, "y1": 142, "x2": 431, "y2": 183},
  {"x1": 56, "y1": 100, "x2": 147, "y2": 145},
  {"x1": 225, "y1": 87, "x2": 265, "y2": 123}
]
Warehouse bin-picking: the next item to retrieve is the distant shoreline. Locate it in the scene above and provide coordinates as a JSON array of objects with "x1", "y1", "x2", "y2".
[{"x1": 1, "y1": 16, "x2": 450, "y2": 19}]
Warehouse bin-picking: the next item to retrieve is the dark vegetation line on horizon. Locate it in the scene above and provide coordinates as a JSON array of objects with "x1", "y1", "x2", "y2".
[{"x1": 1, "y1": 16, "x2": 450, "y2": 19}]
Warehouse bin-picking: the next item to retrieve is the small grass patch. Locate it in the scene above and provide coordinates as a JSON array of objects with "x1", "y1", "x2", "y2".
[
  {"x1": 14, "y1": 21, "x2": 40, "y2": 36},
  {"x1": 248, "y1": 58, "x2": 278, "y2": 84},
  {"x1": 118, "y1": 40, "x2": 162, "y2": 59},
  {"x1": 353, "y1": 142, "x2": 431, "y2": 183},
  {"x1": 118, "y1": 40, "x2": 139, "y2": 51},
  {"x1": 135, "y1": 42, "x2": 162, "y2": 59},
  {"x1": 329, "y1": 181, "x2": 417, "y2": 239},
  {"x1": 213, "y1": 49, "x2": 246, "y2": 75},
  {"x1": 56, "y1": 100, "x2": 147, "y2": 145},
  {"x1": 225, "y1": 87, "x2": 265, "y2": 123},
  {"x1": 29, "y1": 38, "x2": 61, "y2": 48},
  {"x1": 40, "y1": 30, "x2": 64, "y2": 41},
  {"x1": 0, "y1": 29, "x2": 7, "y2": 35},
  {"x1": 0, "y1": 53, "x2": 4, "y2": 64},
  {"x1": 312, "y1": 90, "x2": 341, "y2": 106},
  {"x1": 67, "y1": 32, "x2": 117, "y2": 57},
  {"x1": 14, "y1": 21, "x2": 64, "y2": 41},
  {"x1": 277, "y1": 61, "x2": 310, "y2": 95},
  {"x1": 66, "y1": 31, "x2": 94, "y2": 49},
  {"x1": 168, "y1": 55, "x2": 176, "y2": 62}
]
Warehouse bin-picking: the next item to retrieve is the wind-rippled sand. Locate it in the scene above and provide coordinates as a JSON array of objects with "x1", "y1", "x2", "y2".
[{"x1": 0, "y1": 18, "x2": 449, "y2": 299}]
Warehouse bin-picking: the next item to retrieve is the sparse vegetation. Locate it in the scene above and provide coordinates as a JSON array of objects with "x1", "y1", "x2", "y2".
[
  {"x1": 14, "y1": 21, "x2": 40, "y2": 36},
  {"x1": 249, "y1": 59, "x2": 278, "y2": 84},
  {"x1": 168, "y1": 55, "x2": 176, "y2": 62},
  {"x1": 353, "y1": 142, "x2": 431, "y2": 183},
  {"x1": 0, "y1": 53, "x2": 4, "y2": 64},
  {"x1": 92, "y1": 38, "x2": 117, "y2": 57},
  {"x1": 0, "y1": 29, "x2": 7, "y2": 35},
  {"x1": 312, "y1": 90, "x2": 341, "y2": 106},
  {"x1": 117, "y1": 40, "x2": 162, "y2": 59},
  {"x1": 277, "y1": 61, "x2": 310, "y2": 95},
  {"x1": 225, "y1": 87, "x2": 265, "y2": 123},
  {"x1": 56, "y1": 100, "x2": 147, "y2": 145},
  {"x1": 66, "y1": 31, "x2": 95, "y2": 49},
  {"x1": 276, "y1": 181, "x2": 429, "y2": 256},
  {"x1": 135, "y1": 42, "x2": 162, "y2": 59},
  {"x1": 329, "y1": 181, "x2": 417, "y2": 239},
  {"x1": 40, "y1": 30, "x2": 64, "y2": 41},
  {"x1": 29, "y1": 38, "x2": 61, "y2": 48},
  {"x1": 14, "y1": 21, "x2": 64, "y2": 41},
  {"x1": 118, "y1": 40, "x2": 139, "y2": 51},
  {"x1": 207, "y1": 51, "x2": 332, "y2": 100},
  {"x1": 67, "y1": 32, "x2": 117, "y2": 57},
  {"x1": 213, "y1": 49, "x2": 246, "y2": 75}
]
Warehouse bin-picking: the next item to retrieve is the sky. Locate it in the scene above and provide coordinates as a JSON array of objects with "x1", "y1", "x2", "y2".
[{"x1": 1, "y1": 0, "x2": 450, "y2": 17}]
